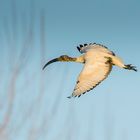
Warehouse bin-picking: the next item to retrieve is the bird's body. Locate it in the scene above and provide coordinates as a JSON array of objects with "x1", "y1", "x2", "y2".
[{"x1": 43, "y1": 43, "x2": 137, "y2": 98}]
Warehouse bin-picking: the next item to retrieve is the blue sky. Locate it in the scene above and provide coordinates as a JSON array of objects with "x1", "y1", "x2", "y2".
[{"x1": 0, "y1": 0, "x2": 140, "y2": 140}]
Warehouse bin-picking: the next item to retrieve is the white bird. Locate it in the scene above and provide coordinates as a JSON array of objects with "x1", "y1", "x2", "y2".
[{"x1": 43, "y1": 43, "x2": 137, "y2": 98}]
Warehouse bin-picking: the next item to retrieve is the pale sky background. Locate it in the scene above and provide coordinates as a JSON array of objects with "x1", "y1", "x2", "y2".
[{"x1": 0, "y1": 0, "x2": 140, "y2": 140}]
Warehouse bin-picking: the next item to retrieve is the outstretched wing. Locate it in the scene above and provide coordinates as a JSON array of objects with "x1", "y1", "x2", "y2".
[
  {"x1": 68, "y1": 53, "x2": 112, "y2": 98},
  {"x1": 77, "y1": 43, "x2": 115, "y2": 56}
]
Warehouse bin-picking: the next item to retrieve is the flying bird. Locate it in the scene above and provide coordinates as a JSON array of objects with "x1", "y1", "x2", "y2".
[{"x1": 43, "y1": 43, "x2": 137, "y2": 98}]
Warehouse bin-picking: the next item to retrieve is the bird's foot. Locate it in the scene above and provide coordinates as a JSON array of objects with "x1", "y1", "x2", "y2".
[{"x1": 125, "y1": 64, "x2": 137, "y2": 72}]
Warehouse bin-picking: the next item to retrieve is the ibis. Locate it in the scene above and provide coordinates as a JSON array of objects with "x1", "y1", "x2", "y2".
[{"x1": 43, "y1": 43, "x2": 137, "y2": 98}]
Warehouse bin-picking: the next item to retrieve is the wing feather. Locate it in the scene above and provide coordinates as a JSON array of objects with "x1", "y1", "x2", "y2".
[
  {"x1": 70, "y1": 52, "x2": 112, "y2": 98},
  {"x1": 77, "y1": 43, "x2": 115, "y2": 56}
]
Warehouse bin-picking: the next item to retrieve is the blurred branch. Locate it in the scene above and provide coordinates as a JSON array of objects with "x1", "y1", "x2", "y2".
[
  {"x1": 0, "y1": 0, "x2": 34, "y2": 138},
  {"x1": 0, "y1": 67, "x2": 19, "y2": 135}
]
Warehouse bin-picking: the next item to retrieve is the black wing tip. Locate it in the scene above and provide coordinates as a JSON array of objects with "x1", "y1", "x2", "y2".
[
  {"x1": 67, "y1": 96, "x2": 72, "y2": 99},
  {"x1": 111, "y1": 51, "x2": 116, "y2": 56},
  {"x1": 67, "y1": 95, "x2": 77, "y2": 99},
  {"x1": 76, "y1": 43, "x2": 88, "y2": 53},
  {"x1": 77, "y1": 42, "x2": 108, "y2": 49},
  {"x1": 67, "y1": 94, "x2": 82, "y2": 99},
  {"x1": 77, "y1": 46, "x2": 81, "y2": 52}
]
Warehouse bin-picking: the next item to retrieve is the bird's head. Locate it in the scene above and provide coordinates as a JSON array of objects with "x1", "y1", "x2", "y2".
[
  {"x1": 58, "y1": 55, "x2": 71, "y2": 61},
  {"x1": 43, "y1": 55, "x2": 76, "y2": 70}
]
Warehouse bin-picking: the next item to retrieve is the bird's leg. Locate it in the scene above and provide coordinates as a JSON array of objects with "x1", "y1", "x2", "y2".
[
  {"x1": 43, "y1": 55, "x2": 83, "y2": 70},
  {"x1": 124, "y1": 64, "x2": 137, "y2": 72}
]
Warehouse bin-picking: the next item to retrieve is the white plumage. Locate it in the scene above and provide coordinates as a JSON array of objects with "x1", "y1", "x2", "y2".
[{"x1": 43, "y1": 43, "x2": 137, "y2": 98}]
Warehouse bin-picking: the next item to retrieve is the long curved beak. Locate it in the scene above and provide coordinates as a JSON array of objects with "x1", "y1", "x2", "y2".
[
  {"x1": 42, "y1": 58, "x2": 59, "y2": 70},
  {"x1": 43, "y1": 55, "x2": 78, "y2": 70}
]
